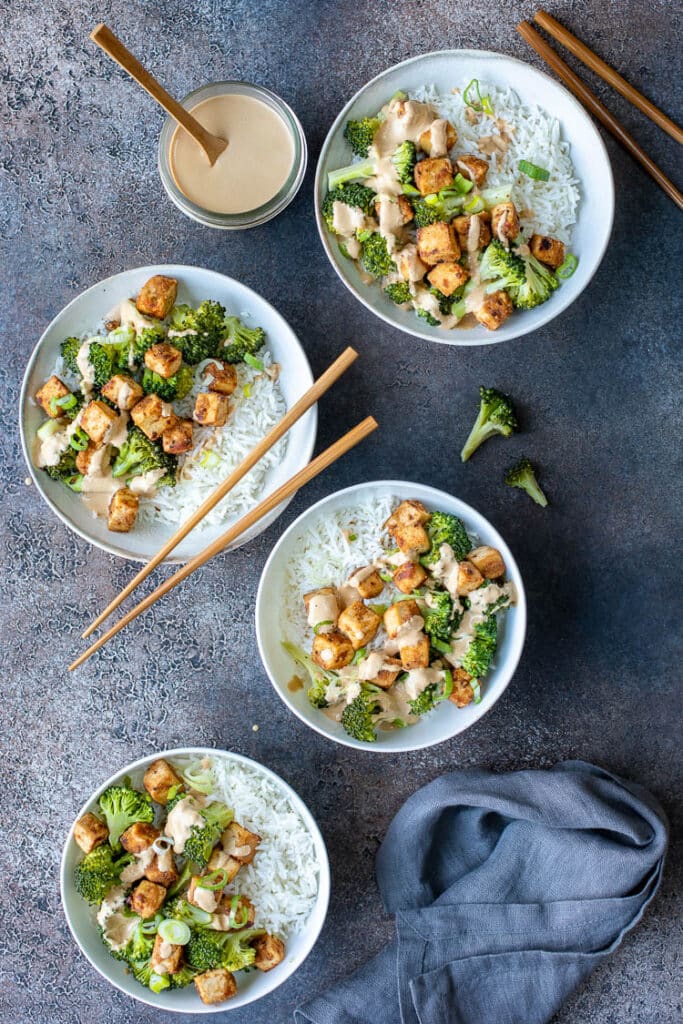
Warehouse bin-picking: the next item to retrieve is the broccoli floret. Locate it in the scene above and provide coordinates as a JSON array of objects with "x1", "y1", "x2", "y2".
[
  {"x1": 141, "y1": 363, "x2": 194, "y2": 402},
  {"x1": 130, "y1": 959, "x2": 158, "y2": 989},
  {"x1": 429, "y1": 287, "x2": 458, "y2": 316},
  {"x1": 514, "y1": 252, "x2": 560, "y2": 310},
  {"x1": 479, "y1": 240, "x2": 526, "y2": 297},
  {"x1": 107, "y1": 921, "x2": 155, "y2": 964},
  {"x1": 218, "y1": 316, "x2": 266, "y2": 363},
  {"x1": 44, "y1": 447, "x2": 83, "y2": 492},
  {"x1": 186, "y1": 927, "x2": 265, "y2": 973},
  {"x1": 132, "y1": 324, "x2": 166, "y2": 365},
  {"x1": 111, "y1": 427, "x2": 177, "y2": 487},
  {"x1": 359, "y1": 232, "x2": 395, "y2": 278},
  {"x1": 416, "y1": 307, "x2": 440, "y2": 327},
  {"x1": 163, "y1": 896, "x2": 213, "y2": 927},
  {"x1": 460, "y1": 386, "x2": 519, "y2": 462},
  {"x1": 282, "y1": 641, "x2": 338, "y2": 709},
  {"x1": 88, "y1": 340, "x2": 130, "y2": 388},
  {"x1": 384, "y1": 281, "x2": 412, "y2": 305},
  {"x1": 505, "y1": 457, "x2": 548, "y2": 507},
  {"x1": 61, "y1": 336, "x2": 81, "y2": 375},
  {"x1": 343, "y1": 116, "x2": 382, "y2": 158},
  {"x1": 422, "y1": 510, "x2": 471, "y2": 564},
  {"x1": 183, "y1": 800, "x2": 233, "y2": 868},
  {"x1": 462, "y1": 614, "x2": 498, "y2": 679},
  {"x1": 170, "y1": 964, "x2": 200, "y2": 988},
  {"x1": 340, "y1": 690, "x2": 381, "y2": 743},
  {"x1": 328, "y1": 140, "x2": 410, "y2": 193},
  {"x1": 98, "y1": 784, "x2": 154, "y2": 850},
  {"x1": 391, "y1": 140, "x2": 417, "y2": 184},
  {"x1": 422, "y1": 589, "x2": 454, "y2": 644},
  {"x1": 168, "y1": 301, "x2": 227, "y2": 363},
  {"x1": 412, "y1": 203, "x2": 441, "y2": 228},
  {"x1": 74, "y1": 845, "x2": 133, "y2": 904},
  {"x1": 417, "y1": 186, "x2": 467, "y2": 223},
  {"x1": 322, "y1": 183, "x2": 376, "y2": 232},
  {"x1": 409, "y1": 684, "x2": 439, "y2": 717}
]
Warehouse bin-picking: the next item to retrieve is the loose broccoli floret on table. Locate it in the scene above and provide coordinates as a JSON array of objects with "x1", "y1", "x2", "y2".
[
  {"x1": 460, "y1": 386, "x2": 518, "y2": 462},
  {"x1": 505, "y1": 457, "x2": 549, "y2": 507}
]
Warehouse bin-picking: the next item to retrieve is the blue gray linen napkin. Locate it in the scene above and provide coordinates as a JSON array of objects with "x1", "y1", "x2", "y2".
[{"x1": 295, "y1": 760, "x2": 668, "y2": 1024}]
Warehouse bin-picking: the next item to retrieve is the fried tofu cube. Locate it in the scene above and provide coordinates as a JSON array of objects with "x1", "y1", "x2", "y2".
[
  {"x1": 457, "y1": 560, "x2": 484, "y2": 595},
  {"x1": 384, "y1": 599, "x2": 421, "y2": 639},
  {"x1": 129, "y1": 879, "x2": 167, "y2": 919},
  {"x1": 453, "y1": 212, "x2": 492, "y2": 251},
  {"x1": 120, "y1": 821, "x2": 160, "y2": 855},
  {"x1": 144, "y1": 342, "x2": 183, "y2": 379},
  {"x1": 393, "y1": 561, "x2": 428, "y2": 594},
  {"x1": 151, "y1": 932, "x2": 183, "y2": 975},
  {"x1": 130, "y1": 393, "x2": 177, "y2": 441},
  {"x1": 455, "y1": 153, "x2": 489, "y2": 187},
  {"x1": 162, "y1": 419, "x2": 194, "y2": 455},
  {"x1": 338, "y1": 600, "x2": 381, "y2": 650},
  {"x1": 416, "y1": 222, "x2": 460, "y2": 266},
  {"x1": 370, "y1": 656, "x2": 403, "y2": 690},
  {"x1": 136, "y1": 275, "x2": 178, "y2": 320},
  {"x1": 253, "y1": 934, "x2": 285, "y2": 972},
  {"x1": 205, "y1": 360, "x2": 238, "y2": 396},
  {"x1": 419, "y1": 120, "x2": 457, "y2": 155},
  {"x1": 108, "y1": 487, "x2": 139, "y2": 533},
  {"x1": 143, "y1": 758, "x2": 183, "y2": 805},
  {"x1": 222, "y1": 821, "x2": 261, "y2": 864},
  {"x1": 491, "y1": 201, "x2": 520, "y2": 243},
  {"x1": 397, "y1": 243, "x2": 427, "y2": 282},
  {"x1": 35, "y1": 375, "x2": 72, "y2": 418},
  {"x1": 194, "y1": 391, "x2": 230, "y2": 427},
  {"x1": 194, "y1": 968, "x2": 237, "y2": 1005},
  {"x1": 206, "y1": 848, "x2": 242, "y2": 882},
  {"x1": 449, "y1": 668, "x2": 475, "y2": 707},
  {"x1": 100, "y1": 374, "x2": 144, "y2": 411},
  {"x1": 303, "y1": 586, "x2": 339, "y2": 627},
  {"x1": 384, "y1": 499, "x2": 432, "y2": 555},
  {"x1": 427, "y1": 261, "x2": 469, "y2": 296},
  {"x1": 353, "y1": 568, "x2": 384, "y2": 599},
  {"x1": 400, "y1": 632, "x2": 430, "y2": 670},
  {"x1": 474, "y1": 290, "x2": 513, "y2": 331},
  {"x1": 73, "y1": 812, "x2": 108, "y2": 854},
  {"x1": 414, "y1": 156, "x2": 454, "y2": 195},
  {"x1": 81, "y1": 400, "x2": 119, "y2": 446},
  {"x1": 75, "y1": 443, "x2": 99, "y2": 476},
  {"x1": 145, "y1": 852, "x2": 179, "y2": 888},
  {"x1": 467, "y1": 545, "x2": 506, "y2": 579},
  {"x1": 312, "y1": 630, "x2": 354, "y2": 670},
  {"x1": 530, "y1": 233, "x2": 566, "y2": 269},
  {"x1": 216, "y1": 893, "x2": 256, "y2": 927},
  {"x1": 375, "y1": 193, "x2": 414, "y2": 225}
]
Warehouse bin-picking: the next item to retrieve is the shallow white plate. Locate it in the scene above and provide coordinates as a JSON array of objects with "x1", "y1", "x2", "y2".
[
  {"x1": 60, "y1": 747, "x2": 330, "y2": 1013},
  {"x1": 314, "y1": 49, "x2": 614, "y2": 347},
  {"x1": 19, "y1": 265, "x2": 317, "y2": 562},
  {"x1": 256, "y1": 481, "x2": 527, "y2": 752}
]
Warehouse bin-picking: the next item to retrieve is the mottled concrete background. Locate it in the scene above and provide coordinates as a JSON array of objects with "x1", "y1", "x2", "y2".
[{"x1": 0, "y1": 1, "x2": 680, "y2": 1021}]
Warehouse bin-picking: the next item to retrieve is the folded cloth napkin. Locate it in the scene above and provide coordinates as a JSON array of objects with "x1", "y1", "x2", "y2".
[{"x1": 295, "y1": 760, "x2": 668, "y2": 1024}]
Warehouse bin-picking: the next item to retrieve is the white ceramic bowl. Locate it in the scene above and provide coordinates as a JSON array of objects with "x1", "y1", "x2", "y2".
[
  {"x1": 60, "y1": 747, "x2": 330, "y2": 1013},
  {"x1": 19, "y1": 265, "x2": 317, "y2": 562},
  {"x1": 255, "y1": 481, "x2": 527, "y2": 752},
  {"x1": 314, "y1": 49, "x2": 614, "y2": 347}
]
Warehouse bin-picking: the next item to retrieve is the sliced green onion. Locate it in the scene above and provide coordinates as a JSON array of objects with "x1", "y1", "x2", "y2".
[
  {"x1": 369, "y1": 603, "x2": 388, "y2": 616},
  {"x1": 471, "y1": 680, "x2": 482, "y2": 704},
  {"x1": 313, "y1": 620, "x2": 333, "y2": 635},
  {"x1": 363, "y1": 682, "x2": 382, "y2": 694},
  {"x1": 243, "y1": 383, "x2": 253, "y2": 398},
  {"x1": 338, "y1": 241, "x2": 352, "y2": 260},
  {"x1": 452, "y1": 299, "x2": 467, "y2": 321},
  {"x1": 158, "y1": 918, "x2": 191, "y2": 945},
  {"x1": 182, "y1": 902, "x2": 213, "y2": 925},
  {"x1": 464, "y1": 78, "x2": 493, "y2": 115},
  {"x1": 244, "y1": 353, "x2": 265, "y2": 372},
  {"x1": 50, "y1": 393, "x2": 77, "y2": 414},
  {"x1": 196, "y1": 868, "x2": 229, "y2": 892},
  {"x1": 69, "y1": 427, "x2": 89, "y2": 451},
  {"x1": 352, "y1": 647, "x2": 367, "y2": 665},
  {"x1": 149, "y1": 971, "x2": 170, "y2": 993},
  {"x1": 518, "y1": 159, "x2": 550, "y2": 182},
  {"x1": 225, "y1": 894, "x2": 249, "y2": 930},
  {"x1": 180, "y1": 761, "x2": 216, "y2": 795},
  {"x1": 438, "y1": 669, "x2": 454, "y2": 702},
  {"x1": 556, "y1": 253, "x2": 579, "y2": 279},
  {"x1": 401, "y1": 183, "x2": 420, "y2": 196},
  {"x1": 199, "y1": 449, "x2": 220, "y2": 469},
  {"x1": 424, "y1": 193, "x2": 439, "y2": 207},
  {"x1": 453, "y1": 172, "x2": 474, "y2": 194},
  {"x1": 480, "y1": 184, "x2": 513, "y2": 209},
  {"x1": 348, "y1": 533, "x2": 358, "y2": 542},
  {"x1": 66, "y1": 474, "x2": 84, "y2": 492},
  {"x1": 431, "y1": 638, "x2": 452, "y2": 656},
  {"x1": 107, "y1": 325, "x2": 135, "y2": 345},
  {"x1": 463, "y1": 195, "x2": 485, "y2": 214},
  {"x1": 141, "y1": 914, "x2": 163, "y2": 935},
  {"x1": 37, "y1": 419, "x2": 63, "y2": 441},
  {"x1": 378, "y1": 571, "x2": 393, "y2": 583}
]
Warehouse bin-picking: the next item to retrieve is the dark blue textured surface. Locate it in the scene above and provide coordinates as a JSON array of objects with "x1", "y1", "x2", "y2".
[{"x1": 0, "y1": 2, "x2": 680, "y2": 1022}]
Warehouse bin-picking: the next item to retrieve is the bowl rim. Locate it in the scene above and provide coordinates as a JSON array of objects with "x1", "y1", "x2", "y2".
[
  {"x1": 19, "y1": 264, "x2": 317, "y2": 563},
  {"x1": 255, "y1": 479, "x2": 528, "y2": 753},
  {"x1": 313, "y1": 47, "x2": 615, "y2": 348},
  {"x1": 60, "y1": 745, "x2": 331, "y2": 1013}
]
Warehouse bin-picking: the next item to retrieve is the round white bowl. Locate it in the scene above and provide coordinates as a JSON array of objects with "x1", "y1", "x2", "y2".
[
  {"x1": 255, "y1": 481, "x2": 527, "y2": 752},
  {"x1": 19, "y1": 265, "x2": 317, "y2": 562},
  {"x1": 60, "y1": 747, "x2": 330, "y2": 1013},
  {"x1": 314, "y1": 49, "x2": 614, "y2": 347}
]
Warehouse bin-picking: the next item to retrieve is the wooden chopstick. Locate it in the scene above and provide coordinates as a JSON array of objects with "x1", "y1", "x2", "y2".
[
  {"x1": 517, "y1": 21, "x2": 683, "y2": 211},
  {"x1": 69, "y1": 416, "x2": 378, "y2": 671},
  {"x1": 82, "y1": 346, "x2": 358, "y2": 639},
  {"x1": 534, "y1": 10, "x2": 683, "y2": 145}
]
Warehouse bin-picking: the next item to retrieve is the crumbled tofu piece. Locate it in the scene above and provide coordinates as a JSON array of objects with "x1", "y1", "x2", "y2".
[
  {"x1": 467, "y1": 545, "x2": 506, "y2": 579},
  {"x1": 416, "y1": 222, "x2": 460, "y2": 266},
  {"x1": 162, "y1": 419, "x2": 194, "y2": 455},
  {"x1": 253, "y1": 933, "x2": 285, "y2": 972},
  {"x1": 151, "y1": 932, "x2": 183, "y2": 975},
  {"x1": 449, "y1": 668, "x2": 475, "y2": 707},
  {"x1": 312, "y1": 630, "x2": 354, "y2": 670},
  {"x1": 455, "y1": 153, "x2": 489, "y2": 187},
  {"x1": 205, "y1": 361, "x2": 238, "y2": 395},
  {"x1": 194, "y1": 968, "x2": 237, "y2": 1005},
  {"x1": 101, "y1": 374, "x2": 144, "y2": 411},
  {"x1": 129, "y1": 879, "x2": 167, "y2": 919},
  {"x1": 144, "y1": 342, "x2": 183, "y2": 379},
  {"x1": 457, "y1": 560, "x2": 484, "y2": 595},
  {"x1": 130, "y1": 393, "x2": 177, "y2": 441},
  {"x1": 143, "y1": 758, "x2": 182, "y2": 805},
  {"x1": 337, "y1": 600, "x2": 381, "y2": 650},
  {"x1": 120, "y1": 821, "x2": 160, "y2": 854},
  {"x1": 491, "y1": 201, "x2": 520, "y2": 243},
  {"x1": 414, "y1": 156, "x2": 454, "y2": 195},
  {"x1": 392, "y1": 560, "x2": 428, "y2": 594},
  {"x1": 384, "y1": 499, "x2": 431, "y2": 554},
  {"x1": 474, "y1": 290, "x2": 513, "y2": 331},
  {"x1": 384, "y1": 599, "x2": 421, "y2": 639},
  {"x1": 136, "y1": 275, "x2": 178, "y2": 319},
  {"x1": 35, "y1": 375, "x2": 71, "y2": 418},
  {"x1": 427, "y1": 261, "x2": 469, "y2": 296},
  {"x1": 400, "y1": 633, "x2": 430, "y2": 670},
  {"x1": 194, "y1": 391, "x2": 230, "y2": 427},
  {"x1": 530, "y1": 233, "x2": 566, "y2": 268},
  {"x1": 81, "y1": 400, "x2": 119, "y2": 447},
  {"x1": 108, "y1": 487, "x2": 139, "y2": 533},
  {"x1": 73, "y1": 812, "x2": 108, "y2": 854}
]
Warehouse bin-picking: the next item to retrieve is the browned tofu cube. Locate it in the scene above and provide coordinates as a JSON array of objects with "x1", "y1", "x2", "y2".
[
  {"x1": 73, "y1": 812, "x2": 108, "y2": 854},
  {"x1": 108, "y1": 487, "x2": 139, "y2": 533},
  {"x1": 384, "y1": 599, "x2": 421, "y2": 639},
  {"x1": 303, "y1": 586, "x2": 338, "y2": 619},
  {"x1": 384, "y1": 499, "x2": 432, "y2": 555},
  {"x1": 205, "y1": 360, "x2": 238, "y2": 395},
  {"x1": 338, "y1": 600, "x2": 381, "y2": 650},
  {"x1": 253, "y1": 934, "x2": 285, "y2": 973},
  {"x1": 222, "y1": 821, "x2": 261, "y2": 864},
  {"x1": 216, "y1": 893, "x2": 256, "y2": 927},
  {"x1": 120, "y1": 821, "x2": 160, "y2": 855},
  {"x1": 491, "y1": 201, "x2": 520, "y2": 243},
  {"x1": 163, "y1": 419, "x2": 194, "y2": 455},
  {"x1": 455, "y1": 153, "x2": 489, "y2": 187},
  {"x1": 467, "y1": 545, "x2": 506, "y2": 579},
  {"x1": 145, "y1": 852, "x2": 179, "y2": 888},
  {"x1": 353, "y1": 568, "x2": 384, "y2": 600},
  {"x1": 530, "y1": 233, "x2": 566, "y2": 269},
  {"x1": 130, "y1": 393, "x2": 177, "y2": 441},
  {"x1": 101, "y1": 374, "x2": 144, "y2": 411},
  {"x1": 453, "y1": 212, "x2": 492, "y2": 251},
  {"x1": 35, "y1": 375, "x2": 71, "y2": 418},
  {"x1": 143, "y1": 758, "x2": 182, "y2": 805},
  {"x1": 474, "y1": 290, "x2": 513, "y2": 331},
  {"x1": 75, "y1": 443, "x2": 100, "y2": 476},
  {"x1": 393, "y1": 561, "x2": 428, "y2": 594},
  {"x1": 194, "y1": 968, "x2": 237, "y2": 1005},
  {"x1": 144, "y1": 342, "x2": 183, "y2": 379},
  {"x1": 369, "y1": 656, "x2": 403, "y2": 690},
  {"x1": 312, "y1": 630, "x2": 354, "y2": 670},
  {"x1": 81, "y1": 400, "x2": 119, "y2": 446},
  {"x1": 136, "y1": 275, "x2": 178, "y2": 320},
  {"x1": 151, "y1": 932, "x2": 183, "y2": 975},
  {"x1": 397, "y1": 244, "x2": 427, "y2": 282},
  {"x1": 419, "y1": 120, "x2": 457, "y2": 155},
  {"x1": 375, "y1": 194, "x2": 414, "y2": 225},
  {"x1": 414, "y1": 156, "x2": 454, "y2": 195},
  {"x1": 194, "y1": 391, "x2": 230, "y2": 427},
  {"x1": 427, "y1": 261, "x2": 469, "y2": 296},
  {"x1": 457, "y1": 560, "x2": 484, "y2": 595},
  {"x1": 449, "y1": 668, "x2": 475, "y2": 707},
  {"x1": 416, "y1": 222, "x2": 460, "y2": 266},
  {"x1": 400, "y1": 632, "x2": 430, "y2": 670},
  {"x1": 207, "y1": 849, "x2": 242, "y2": 882},
  {"x1": 129, "y1": 879, "x2": 167, "y2": 919}
]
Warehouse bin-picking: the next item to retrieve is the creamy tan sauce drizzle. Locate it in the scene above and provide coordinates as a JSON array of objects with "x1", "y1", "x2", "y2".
[
  {"x1": 429, "y1": 118, "x2": 450, "y2": 158},
  {"x1": 445, "y1": 582, "x2": 516, "y2": 668},
  {"x1": 403, "y1": 666, "x2": 444, "y2": 700},
  {"x1": 332, "y1": 201, "x2": 368, "y2": 236},
  {"x1": 120, "y1": 846, "x2": 155, "y2": 886},
  {"x1": 34, "y1": 409, "x2": 85, "y2": 468},
  {"x1": 170, "y1": 94, "x2": 294, "y2": 215},
  {"x1": 165, "y1": 795, "x2": 206, "y2": 854},
  {"x1": 192, "y1": 884, "x2": 219, "y2": 914},
  {"x1": 76, "y1": 341, "x2": 96, "y2": 395},
  {"x1": 477, "y1": 119, "x2": 515, "y2": 158},
  {"x1": 397, "y1": 244, "x2": 427, "y2": 283},
  {"x1": 306, "y1": 592, "x2": 339, "y2": 630}
]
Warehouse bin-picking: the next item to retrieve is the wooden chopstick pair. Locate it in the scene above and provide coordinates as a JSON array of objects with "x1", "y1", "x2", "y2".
[
  {"x1": 70, "y1": 347, "x2": 377, "y2": 671},
  {"x1": 517, "y1": 11, "x2": 683, "y2": 210}
]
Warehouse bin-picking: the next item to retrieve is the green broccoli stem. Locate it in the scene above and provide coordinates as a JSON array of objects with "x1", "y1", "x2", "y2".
[{"x1": 327, "y1": 160, "x2": 376, "y2": 191}]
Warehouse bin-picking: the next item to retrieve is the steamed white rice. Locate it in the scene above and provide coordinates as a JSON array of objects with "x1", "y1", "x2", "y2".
[{"x1": 412, "y1": 82, "x2": 580, "y2": 243}]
